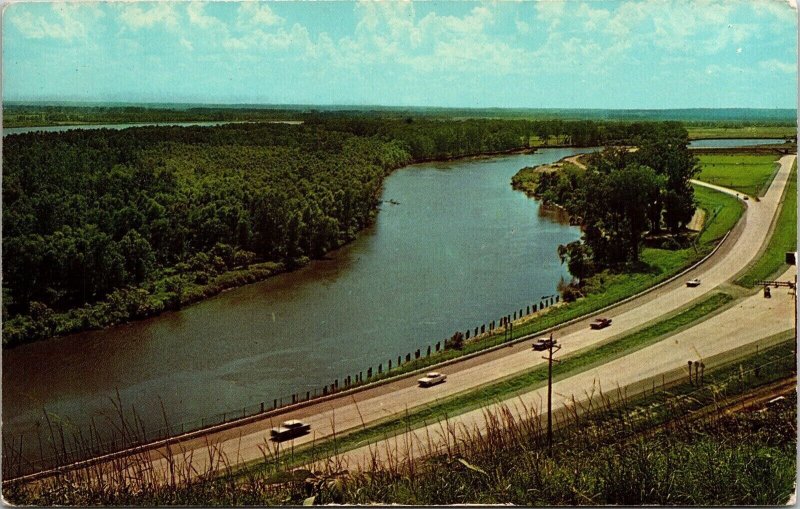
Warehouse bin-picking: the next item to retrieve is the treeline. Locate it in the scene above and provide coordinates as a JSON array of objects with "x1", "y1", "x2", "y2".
[
  {"x1": 529, "y1": 122, "x2": 699, "y2": 296},
  {"x1": 3, "y1": 104, "x2": 304, "y2": 128},
  {"x1": 308, "y1": 117, "x2": 699, "y2": 155}
]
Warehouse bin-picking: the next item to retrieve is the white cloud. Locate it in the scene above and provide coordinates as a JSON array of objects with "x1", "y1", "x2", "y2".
[
  {"x1": 8, "y1": 3, "x2": 98, "y2": 41},
  {"x1": 237, "y1": 2, "x2": 283, "y2": 28},
  {"x1": 186, "y1": 2, "x2": 218, "y2": 29},
  {"x1": 759, "y1": 58, "x2": 797, "y2": 73},
  {"x1": 118, "y1": 3, "x2": 178, "y2": 31},
  {"x1": 180, "y1": 37, "x2": 194, "y2": 51}
]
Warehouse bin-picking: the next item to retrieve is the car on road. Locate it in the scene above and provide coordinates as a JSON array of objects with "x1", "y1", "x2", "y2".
[
  {"x1": 532, "y1": 337, "x2": 558, "y2": 351},
  {"x1": 270, "y1": 420, "x2": 311, "y2": 441},
  {"x1": 686, "y1": 278, "x2": 701, "y2": 287},
  {"x1": 418, "y1": 372, "x2": 447, "y2": 387},
  {"x1": 590, "y1": 318, "x2": 612, "y2": 330}
]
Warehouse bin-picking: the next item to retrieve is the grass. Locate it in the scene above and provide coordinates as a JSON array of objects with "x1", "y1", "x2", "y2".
[
  {"x1": 8, "y1": 337, "x2": 795, "y2": 505},
  {"x1": 230, "y1": 291, "x2": 736, "y2": 476},
  {"x1": 736, "y1": 161, "x2": 797, "y2": 288},
  {"x1": 687, "y1": 126, "x2": 796, "y2": 140},
  {"x1": 696, "y1": 153, "x2": 781, "y2": 196}
]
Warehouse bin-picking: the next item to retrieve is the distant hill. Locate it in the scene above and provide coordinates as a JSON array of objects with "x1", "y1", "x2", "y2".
[{"x1": 3, "y1": 102, "x2": 796, "y2": 127}]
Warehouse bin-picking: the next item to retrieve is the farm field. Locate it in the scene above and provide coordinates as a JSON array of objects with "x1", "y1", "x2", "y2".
[
  {"x1": 687, "y1": 126, "x2": 796, "y2": 140},
  {"x1": 696, "y1": 153, "x2": 781, "y2": 196}
]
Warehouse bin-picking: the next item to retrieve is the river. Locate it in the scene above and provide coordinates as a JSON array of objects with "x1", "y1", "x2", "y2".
[
  {"x1": 2, "y1": 120, "x2": 302, "y2": 136},
  {"x1": 3, "y1": 148, "x2": 598, "y2": 461},
  {"x1": 688, "y1": 138, "x2": 787, "y2": 148}
]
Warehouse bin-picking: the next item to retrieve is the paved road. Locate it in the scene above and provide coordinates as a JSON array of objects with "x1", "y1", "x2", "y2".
[
  {"x1": 328, "y1": 266, "x2": 796, "y2": 470},
  {"x1": 17, "y1": 155, "x2": 796, "y2": 485}
]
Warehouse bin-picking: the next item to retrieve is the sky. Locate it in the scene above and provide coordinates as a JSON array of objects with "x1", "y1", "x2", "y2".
[{"x1": 2, "y1": 0, "x2": 798, "y2": 109}]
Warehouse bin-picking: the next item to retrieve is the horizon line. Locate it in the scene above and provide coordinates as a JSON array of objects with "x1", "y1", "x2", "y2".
[{"x1": 3, "y1": 100, "x2": 798, "y2": 112}]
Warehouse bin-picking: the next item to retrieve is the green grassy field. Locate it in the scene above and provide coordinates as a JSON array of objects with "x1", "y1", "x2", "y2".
[
  {"x1": 687, "y1": 126, "x2": 796, "y2": 140},
  {"x1": 696, "y1": 153, "x2": 781, "y2": 196},
  {"x1": 736, "y1": 162, "x2": 797, "y2": 287}
]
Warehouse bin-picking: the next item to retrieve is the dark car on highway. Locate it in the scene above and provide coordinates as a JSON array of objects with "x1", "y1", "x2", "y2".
[
  {"x1": 532, "y1": 337, "x2": 558, "y2": 351},
  {"x1": 590, "y1": 318, "x2": 612, "y2": 330}
]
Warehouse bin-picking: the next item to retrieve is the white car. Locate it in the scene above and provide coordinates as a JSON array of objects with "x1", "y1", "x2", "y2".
[
  {"x1": 686, "y1": 278, "x2": 701, "y2": 287},
  {"x1": 270, "y1": 419, "x2": 311, "y2": 441},
  {"x1": 418, "y1": 372, "x2": 447, "y2": 387}
]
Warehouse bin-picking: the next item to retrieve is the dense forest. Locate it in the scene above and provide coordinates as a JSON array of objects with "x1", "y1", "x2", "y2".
[{"x1": 2, "y1": 118, "x2": 699, "y2": 346}]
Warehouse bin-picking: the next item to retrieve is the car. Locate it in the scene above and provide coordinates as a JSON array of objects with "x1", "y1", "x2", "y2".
[
  {"x1": 418, "y1": 372, "x2": 447, "y2": 387},
  {"x1": 532, "y1": 337, "x2": 558, "y2": 351},
  {"x1": 686, "y1": 278, "x2": 701, "y2": 287},
  {"x1": 270, "y1": 419, "x2": 311, "y2": 441},
  {"x1": 590, "y1": 318, "x2": 612, "y2": 330}
]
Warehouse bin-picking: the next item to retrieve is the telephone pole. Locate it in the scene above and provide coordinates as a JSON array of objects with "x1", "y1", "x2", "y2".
[{"x1": 542, "y1": 332, "x2": 561, "y2": 456}]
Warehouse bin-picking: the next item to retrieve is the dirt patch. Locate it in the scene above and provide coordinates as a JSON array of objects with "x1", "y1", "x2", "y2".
[{"x1": 687, "y1": 209, "x2": 706, "y2": 232}]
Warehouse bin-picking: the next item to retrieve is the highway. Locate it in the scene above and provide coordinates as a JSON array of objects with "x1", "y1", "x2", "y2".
[{"x1": 12, "y1": 154, "x2": 796, "y2": 486}]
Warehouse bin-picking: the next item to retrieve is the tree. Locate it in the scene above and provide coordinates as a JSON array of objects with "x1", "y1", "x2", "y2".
[
  {"x1": 119, "y1": 230, "x2": 155, "y2": 283},
  {"x1": 557, "y1": 241, "x2": 595, "y2": 282}
]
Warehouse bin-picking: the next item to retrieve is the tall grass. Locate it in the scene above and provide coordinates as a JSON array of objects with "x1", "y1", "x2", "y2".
[{"x1": 5, "y1": 340, "x2": 795, "y2": 506}]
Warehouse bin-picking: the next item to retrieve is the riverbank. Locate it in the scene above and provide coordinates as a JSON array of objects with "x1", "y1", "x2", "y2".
[{"x1": 2, "y1": 144, "x2": 545, "y2": 349}]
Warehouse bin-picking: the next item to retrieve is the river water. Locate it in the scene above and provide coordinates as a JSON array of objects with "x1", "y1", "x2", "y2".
[
  {"x1": 688, "y1": 138, "x2": 786, "y2": 148},
  {"x1": 3, "y1": 148, "x2": 598, "y2": 456},
  {"x1": 2, "y1": 120, "x2": 302, "y2": 136}
]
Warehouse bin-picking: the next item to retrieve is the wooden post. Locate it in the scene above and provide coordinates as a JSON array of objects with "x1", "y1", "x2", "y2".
[
  {"x1": 527, "y1": 306, "x2": 530, "y2": 314},
  {"x1": 481, "y1": 324, "x2": 485, "y2": 334},
  {"x1": 415, "y1": 349, "x2": 421, "y2": 359},
  {"x1": 436, "y1": 342, "x2": 440, "y2": 352},
  {"x1": 427, "y1": 346, "x2": 431, "y2": 356}
]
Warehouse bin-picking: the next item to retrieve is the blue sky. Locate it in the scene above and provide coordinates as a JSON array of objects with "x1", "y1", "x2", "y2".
[{"x1": 2, "y1": 0, "x2": 797, "y2": 108}]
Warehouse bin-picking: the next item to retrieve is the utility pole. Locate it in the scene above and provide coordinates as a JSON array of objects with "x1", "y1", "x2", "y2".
[{"x1": 542, "y1": 332, "x2": 561, "y2": 456}]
